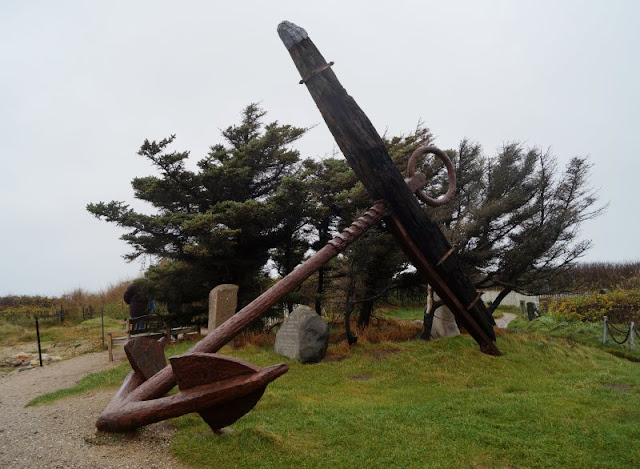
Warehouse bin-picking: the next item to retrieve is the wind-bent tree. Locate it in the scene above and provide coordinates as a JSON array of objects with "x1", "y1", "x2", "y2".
[
  {"x1": 87, "y1": 104, "x2": 310, "y2": 310},
  {"x1": 421, "y1": 140, "x2": 603, "y2": 337}
]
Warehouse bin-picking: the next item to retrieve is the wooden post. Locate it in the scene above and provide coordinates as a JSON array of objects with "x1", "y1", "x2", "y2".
[
  {"x1": 35, "y1": 318, "x2": 43, "y2": 367},
  {"x1": 278, "y1": 21, "x2": 499, "y2": 356},
  {"x1": 101, "y1": 307, "x2": 105, "y2": 349},
  {"x1": 108, "y1": 332, "x2": 114, "y2": 362}
]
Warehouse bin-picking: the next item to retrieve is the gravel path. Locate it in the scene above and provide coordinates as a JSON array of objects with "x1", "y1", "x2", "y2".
[
  {"x1": 495, "y1": 312, "x2": 518, "y2": 329},
  {"x1": 0, "y1": 348, "x2": 185, "y2": 468}
]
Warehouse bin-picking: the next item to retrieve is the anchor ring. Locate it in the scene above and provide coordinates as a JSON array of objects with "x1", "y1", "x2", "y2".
[{"x1": 406, "y1": 145, "x2": 457, "y2": 207}]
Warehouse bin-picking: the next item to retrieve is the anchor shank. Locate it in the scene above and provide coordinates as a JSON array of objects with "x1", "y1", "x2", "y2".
[{"x1": 123, "y1": 201, "x2": 390, "y2": 403}]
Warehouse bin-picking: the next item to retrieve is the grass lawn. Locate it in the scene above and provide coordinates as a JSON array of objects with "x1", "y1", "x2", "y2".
[
  {"x1": 170, "y1": 334, "x2": 640, "y2": 468},
  {"x1": 377, "y1": 306, "x2": 424, "y2": 320},
  {"x1": 35, "y1": 326, "x2": 640, "y2": 468}
]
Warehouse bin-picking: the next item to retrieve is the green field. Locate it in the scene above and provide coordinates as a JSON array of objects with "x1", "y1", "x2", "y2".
[{"x1": 32, "y1": 324, "x2": 640, "y2": 468}]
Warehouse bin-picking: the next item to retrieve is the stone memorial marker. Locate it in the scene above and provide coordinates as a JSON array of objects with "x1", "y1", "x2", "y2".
[
  {"x1": 430, "y1": 303, "x2": 461, "y2": 339},
  {"x1": 275, "y1": 305, "x2": 329, "y2": 363},
  {"x1": 208, "y1": 284, "x2": 239, "y2": 332}
]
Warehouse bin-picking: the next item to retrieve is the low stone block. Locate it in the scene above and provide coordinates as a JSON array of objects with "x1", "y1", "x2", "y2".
[{"x1": 274, "y1": 306, "x2": 329, "y2": 363}]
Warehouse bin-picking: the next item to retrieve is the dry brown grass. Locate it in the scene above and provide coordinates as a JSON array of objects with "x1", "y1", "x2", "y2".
[
  {"x1": 232, "y1": 330, "x2": 276, "y2": 348},
  {"x1": 328, "y1": 316, "x2": 421, "y2": 345},
  {"x1": 60, "y1": 280, "x2": 131, "y2": 310},
  {"x1": 229, "y1": 315, "x2": 421, "y2": 351}
]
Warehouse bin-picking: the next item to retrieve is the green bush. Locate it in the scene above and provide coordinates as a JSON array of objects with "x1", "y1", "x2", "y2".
[{"x1": 550, "y1": 289, "x2": 640, "y2": 322}]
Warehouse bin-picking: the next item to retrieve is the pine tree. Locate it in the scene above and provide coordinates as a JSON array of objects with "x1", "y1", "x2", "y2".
[{"x1": 87, "y1": 104, "x2": 309, "y2": 310}]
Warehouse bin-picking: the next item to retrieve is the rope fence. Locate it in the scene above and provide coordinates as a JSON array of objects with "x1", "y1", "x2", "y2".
[{"x1": 602, "y1": 316, "x2": 636, "y2": 349}]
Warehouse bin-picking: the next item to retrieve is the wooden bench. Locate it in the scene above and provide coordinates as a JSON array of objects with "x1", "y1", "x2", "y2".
[
  {"x1": 107, "y1": 315, "x2": 168, "y2": 361},
  {"x1": 164, "y1": 313, "x2": 203, "y2": 340},
  {"x1": 107, "y1": 314, "x2": 202, "y2": 361}
]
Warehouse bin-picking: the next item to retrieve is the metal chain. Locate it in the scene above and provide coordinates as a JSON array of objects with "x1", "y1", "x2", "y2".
[
  {"x1": 607, "y1": 321, "x2": 629, "y2": 335},
  {"x1": 607, "y1": 327, "x2": 630, "y2": 345}
]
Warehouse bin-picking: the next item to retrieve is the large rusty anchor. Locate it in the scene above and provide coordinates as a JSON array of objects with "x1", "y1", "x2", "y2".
[
  {"x1": 97, "y1": 146, "x2": 461, "y2": 433},
  {"x1": 97, "y1": 21, "x2": 499, "y2": 434}
]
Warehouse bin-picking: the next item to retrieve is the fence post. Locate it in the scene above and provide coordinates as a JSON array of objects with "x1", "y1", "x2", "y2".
[
  {"x1": 35, "y1": 318, "x2": 43, "y2": 367},
  {"x1": 630, "y1": 322, "x2": 636, "y2": 350},
  {"x1": 602, "y1": 316, "x2": 608, "y2": 344},
  {"x1": 107, "y1": 332, "x2": 113, "y2": 362},
  {"x1": 101, "y1": 307, "x2": 105, "y2": 349}
]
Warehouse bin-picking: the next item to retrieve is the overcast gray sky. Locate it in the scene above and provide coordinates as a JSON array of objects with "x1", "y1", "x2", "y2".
[{"x1": 1, "y1": 1, "x2": 638, "y2": 296}]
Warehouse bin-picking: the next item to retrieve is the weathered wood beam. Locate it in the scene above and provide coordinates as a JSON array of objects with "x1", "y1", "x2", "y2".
[{"x1": 278, "y1": 21, "x2": 500, "y2": 355}]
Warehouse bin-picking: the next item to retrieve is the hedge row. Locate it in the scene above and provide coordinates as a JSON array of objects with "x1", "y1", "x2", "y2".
[{"x1": 550, "y1": 289, "x2": 640, "y2": 323}]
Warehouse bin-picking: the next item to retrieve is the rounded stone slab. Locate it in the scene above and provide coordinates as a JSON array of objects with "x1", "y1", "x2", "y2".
[{"x1": 274, "y1": 305, "x2": 329, "y2": 363}]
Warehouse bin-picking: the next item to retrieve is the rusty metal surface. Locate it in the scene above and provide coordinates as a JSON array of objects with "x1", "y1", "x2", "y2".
[
  {"x1": 299, "y1": 61, "x2": 334, "y2": 84},
  {"x1": 171, "y1": 353, "x2": 268, "y2": 431},
  {"x1": 406, "y1": 145, "x2": 457, "y2": 207},
  {"x1": 124, "y1": 337, "x2": 167, "y2": 381},
  {"x1": 96, "y1": 359, "x2": 288, "y2": 432}
]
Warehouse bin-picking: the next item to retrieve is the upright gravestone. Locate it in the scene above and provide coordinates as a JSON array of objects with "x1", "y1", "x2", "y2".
[
  {"x1": 208, "y1": 284, "x2": 239, "y2": 332},
  {"x1": 274, "y1": 305, "x2": 329, "y2": 363}
]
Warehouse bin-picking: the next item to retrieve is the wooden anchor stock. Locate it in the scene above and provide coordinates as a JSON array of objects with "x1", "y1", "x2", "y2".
[
  {"x1": 278, "y1": 21, "x2": 500, "y2": 356},
  {"x1": 97, "y1": 20, "x2": 500, "y2": 434}
]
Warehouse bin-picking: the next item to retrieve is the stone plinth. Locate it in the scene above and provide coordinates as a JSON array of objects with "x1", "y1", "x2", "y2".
[{"x1": 430, "y1": 303, "x2": 461, "y2": 339}]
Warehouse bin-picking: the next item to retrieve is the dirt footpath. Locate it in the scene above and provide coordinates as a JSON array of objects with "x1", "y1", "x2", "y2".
[
  {"x1": 495, "y1": 312, "x2": 518, "y2": 329},
  {"x1": 0, "y1": 348, "x2": 185, "y2": 468}
]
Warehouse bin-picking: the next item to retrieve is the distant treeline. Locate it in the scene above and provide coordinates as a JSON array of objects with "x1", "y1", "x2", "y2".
[
  {"x1": 560, "y1": 261, "x2": 640, "y2": 292},
  {"x1": 0, "y1": 295, "x2": 56, "y2": 311},
  {"x1": 0, "y1": 281, "x2": 131, "y2": 319}
]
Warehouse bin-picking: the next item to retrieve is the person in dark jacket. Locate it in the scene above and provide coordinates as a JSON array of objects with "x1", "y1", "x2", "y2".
[{"x1": 123, "y1": 283, "x2": 148, "y2": 330}]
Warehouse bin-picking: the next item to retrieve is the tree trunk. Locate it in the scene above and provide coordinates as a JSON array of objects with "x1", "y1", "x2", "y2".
[
  {"x1": 357, "y1": 299, "x2": 374, "y2": 330},
  {"x1": 345, "y1": 303, "x2": 358, "y2": 345},
  {"x1": 486, "y1": 287, "x2": 512, "y2": 316},
  {"x1": 315, "y1": 266, "x2": 325, "y2": 315},
  {"x1": 279, "y1": 21, "x2": 499, "y2": 356},
  {"x1": 344, "y1": 259, "x2": 358, "y2": 345}
]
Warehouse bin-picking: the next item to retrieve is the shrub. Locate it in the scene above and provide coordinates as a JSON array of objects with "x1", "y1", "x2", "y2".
[{"x1": 550, "y1": 289, "x2": 640, "y2": 322}]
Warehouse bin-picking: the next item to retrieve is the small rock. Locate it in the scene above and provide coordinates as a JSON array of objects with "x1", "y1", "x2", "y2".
[{"x1": 18, "y1": 365, "x2": 33, "y2": 372}]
